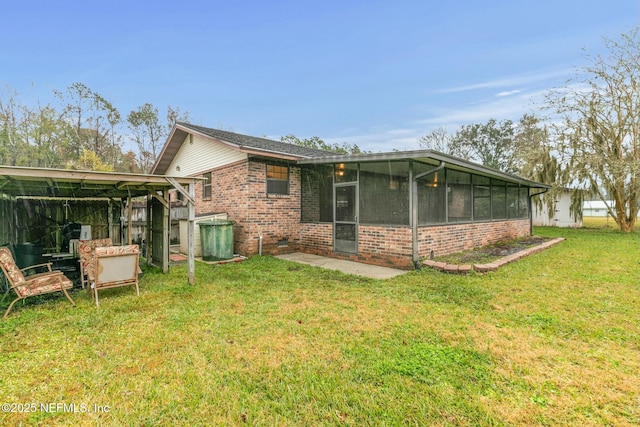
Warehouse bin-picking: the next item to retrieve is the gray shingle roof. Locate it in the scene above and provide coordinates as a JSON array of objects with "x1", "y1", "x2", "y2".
[{"x1": 178, "y1": 123, "x2": 336, "y2": 158}]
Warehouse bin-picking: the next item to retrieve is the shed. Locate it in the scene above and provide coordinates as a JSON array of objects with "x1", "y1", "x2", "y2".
[{"x1": 532, "y1": 188, "x2": 582, "y2": 228}]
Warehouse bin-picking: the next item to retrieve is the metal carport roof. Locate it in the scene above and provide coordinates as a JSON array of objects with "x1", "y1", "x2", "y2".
[
  {"x1": 0, "y1": 165, "x2": 199, "y2": 284},
  {"x1": 0, "y1": 165, "x2": 196, "y2": 199}
]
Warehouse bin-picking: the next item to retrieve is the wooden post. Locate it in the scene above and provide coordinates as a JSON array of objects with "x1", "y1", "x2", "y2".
[
  {"x1": 146, "y1": 195, "x2": 152, "y2": 266},
  {"x1": 163, "y1": 177, "x2": 196, "y2": 285},
  {"x1": 163, "y1": 189, "x2": 170, "y2": 273},
  {"x1": 127, "y1": 197, "x2": 133, "y2": 245},
  {"x1": 188, "y1": 183, "x2": 195, "y2": 285}
]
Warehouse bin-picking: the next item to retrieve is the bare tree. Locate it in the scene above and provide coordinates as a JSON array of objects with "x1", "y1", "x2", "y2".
[
  {"x1": 166, "y1": 106, "x2": 191, "y2": 133},
  {"x1": 53, "y1": 82, "x2": 121, "y2": 168},
  {"x1": 546, "y1": 27, "x2": 639, "y2": 231},
  {"x1": 418, "y1": 126, "x2": 454, "y2": 154},
  {"x1": 0, "y1": 88, "x2": 26, "y2": 166},
  {"x1": 127, "y1": 103, "x2": 166, "y2": 173}
]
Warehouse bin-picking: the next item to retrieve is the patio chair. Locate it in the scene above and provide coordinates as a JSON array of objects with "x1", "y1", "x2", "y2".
[
  {"x1": 0, "y1": 247, "x2": 75, "y2": 318},
  {"x1": 90, "y1": 244, "x2": 140, "y2": 307},
  {"x1": 0, "y1": 244, "x2": 14, "y2": 300},
  {"x1": 78, "y1": 238, "x2": 113, "y2": 289}
]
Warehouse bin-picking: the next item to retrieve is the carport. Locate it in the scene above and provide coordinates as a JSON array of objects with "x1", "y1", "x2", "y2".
[{"x1": 0, "y1": 166, "x2": 198, "y2": 284}]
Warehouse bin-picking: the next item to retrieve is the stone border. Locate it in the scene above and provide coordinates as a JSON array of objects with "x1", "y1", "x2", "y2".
[{"x1": 421, "y1": 237, "x2": 566, "y2": 274}]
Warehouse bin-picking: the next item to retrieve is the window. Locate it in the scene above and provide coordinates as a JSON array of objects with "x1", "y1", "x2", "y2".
[
  {"x1": 267, "y1": 164, "x2": 289, "y2": 195},
  {"x1": 301, "y1": 165, "x2": 333, "y2": 222},
  {"x1": 491, "y1": 179, "x2": 507, "y2": 219},
  {"x1": 359, "y1": 161, "x2": 409, "y2": 225},
  {"x1": 203, "y1": 172, "x2": 212, "y2": 199},
  {"x1": 447, "y1": 170, "x2": 472, "y2": 222},
  {"x1": 507, "y1": 185, "x2": 519, "y2": 218},
  {"x1": 418, "y1": 170, "x2": 446, "y2": 225},
  {"x1": 473, "y1": 176, "x2": 491, "y2": 220},
  {"x1": 518, "y1": 187, "x2": 530, "y2": 218},
  {"x1": 334, "y1": 163, "x2": 358, "y2": 183}
]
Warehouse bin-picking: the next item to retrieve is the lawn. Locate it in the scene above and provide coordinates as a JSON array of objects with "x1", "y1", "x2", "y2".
[{"x1": 0, "y1": 226, "x2": 637, "y2": 426}]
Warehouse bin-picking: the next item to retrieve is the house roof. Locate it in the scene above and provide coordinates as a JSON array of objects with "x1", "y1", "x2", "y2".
[
  {"x1": 152, "y1": 123, "x2": 335, "y2": 175},
  {"x1": 0, "y1": 165, "x2": 196, "y2": 199},
  {"x1": 298, "y1": 150, "x2": 551, "y2": 189},
  {"x1": 152, "y1": 123, "x2": 550, "y2": 189}
]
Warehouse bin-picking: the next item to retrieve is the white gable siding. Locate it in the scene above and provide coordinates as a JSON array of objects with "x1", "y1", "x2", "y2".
[{"x1": 167, "y1": 134, "x2": 247, "y2": 176}]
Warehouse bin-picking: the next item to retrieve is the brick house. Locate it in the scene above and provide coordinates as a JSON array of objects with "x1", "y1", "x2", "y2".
[{"x1": 152, "y1": 123, "x2": 550, "y2": 269}]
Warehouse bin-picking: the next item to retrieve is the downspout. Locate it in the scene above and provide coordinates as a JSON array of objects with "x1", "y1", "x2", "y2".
[
  {"x1": 529, "y1": 187, "x2": 550, "y2": 235},
  {"x1": 412, "y1": 161, "x2": 445, "y2": 269}
]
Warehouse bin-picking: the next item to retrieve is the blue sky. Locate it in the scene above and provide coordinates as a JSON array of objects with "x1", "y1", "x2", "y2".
[{"x1": 1, "y1": 0, "x2": 638, "y2": 152}]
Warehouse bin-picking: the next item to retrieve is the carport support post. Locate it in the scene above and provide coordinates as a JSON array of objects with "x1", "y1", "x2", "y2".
[
  {"x1": 162, "y1": 189, "x2": 170, "y2": 273},
  {"x1": 187, "y1": 183, "x2": 195, "y2": 285},
  {"x1": 146, "y1": 195, "x2": 152, "y2": 266},
  {"x1": 165, "y1": 177, "x2": 196, "y2": 285},
  {"x1": 127, "y1": 197, "x2": 133, "y2": 245}
]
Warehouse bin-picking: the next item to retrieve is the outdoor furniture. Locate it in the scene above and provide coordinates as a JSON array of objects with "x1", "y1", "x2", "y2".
[
  {"x1": 78, "y1": 238, "x2": 113, "y2": 289},
  {"x1": 90, "y1": 244, "x2": 140, "y2": 307},
  {"x1": 0, "y1": 247, "x2": 75, "y2": 318}
]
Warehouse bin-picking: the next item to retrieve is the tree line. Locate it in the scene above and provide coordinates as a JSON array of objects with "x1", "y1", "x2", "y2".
[{"x1": 0, "y1": 82, "x2": 189, "y2": 173}]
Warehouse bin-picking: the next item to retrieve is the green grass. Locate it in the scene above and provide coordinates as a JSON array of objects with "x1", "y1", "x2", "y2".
[
  {"x1": 0, "y1": 226, "x2": 638, "y2": 426},
  {"x1": 583, "y1": 215, "x2": 639, "y2": 231}
]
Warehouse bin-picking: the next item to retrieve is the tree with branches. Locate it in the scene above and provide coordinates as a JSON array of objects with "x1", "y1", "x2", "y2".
[
  {"x1": 546, "y1": 27, "x2": 639, "y2": 232},
  {"x1": 127, "y1": 103, "x2": 165, "y2": 173}
]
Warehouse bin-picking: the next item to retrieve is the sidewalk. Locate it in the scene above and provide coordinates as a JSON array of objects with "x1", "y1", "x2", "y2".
[{"x1": 275, "y1": 253, "x2": 406, "y2": 279}]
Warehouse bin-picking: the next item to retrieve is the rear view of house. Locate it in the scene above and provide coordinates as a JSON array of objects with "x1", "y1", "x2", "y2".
[{"x1": 153, "y1": 123, "x2": 550, "y2": 269}]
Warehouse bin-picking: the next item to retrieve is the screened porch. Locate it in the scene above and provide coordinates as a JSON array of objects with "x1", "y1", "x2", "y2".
[{"x1": 298, "y1": 150, "x2": 550, "y2": 267}]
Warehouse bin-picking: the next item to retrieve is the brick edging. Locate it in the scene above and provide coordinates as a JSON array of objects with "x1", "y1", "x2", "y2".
[{"x1": 421, "y1": 237, "x2": 566, "y2": 274}]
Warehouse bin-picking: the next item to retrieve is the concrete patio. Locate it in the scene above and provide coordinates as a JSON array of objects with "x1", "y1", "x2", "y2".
[{"x1": 275, "y1": 252, "x2": 407, "y2": 279}]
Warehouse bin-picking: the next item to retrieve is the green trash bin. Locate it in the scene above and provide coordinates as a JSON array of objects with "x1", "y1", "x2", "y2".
[{"x1": 199, "y1": 220, "x2": 235, "y2": 261}]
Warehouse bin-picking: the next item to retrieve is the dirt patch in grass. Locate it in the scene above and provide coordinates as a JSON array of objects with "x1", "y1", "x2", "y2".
[{"x1": 434, "y1": 236, "x2": 551, "y2": 265}]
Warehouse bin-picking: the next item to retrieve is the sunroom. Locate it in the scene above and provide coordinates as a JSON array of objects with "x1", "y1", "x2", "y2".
[{"x1": 298, "y1": 150, "x2": 550, "y2": 269}]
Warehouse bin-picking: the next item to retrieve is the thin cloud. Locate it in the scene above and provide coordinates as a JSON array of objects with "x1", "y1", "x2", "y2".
[
  {"x1": 496, "y1": 89, "x2": 522, "y2": 97},
  {"x1": 435, "y1": 68, "x2": 571, "y2": 94},
  {"x1": 318, "y1": 79, "x2": 587, "y2": 153},
  {"x1": 415, "y1": 88, "x2": 547, "y2": 132},
  {"x1": 325, "y1": 128, "x2": 423, "y2": 153}
]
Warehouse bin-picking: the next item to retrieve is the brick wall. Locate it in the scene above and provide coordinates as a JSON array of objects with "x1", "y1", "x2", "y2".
[
  {"x1": 299, "y1": 224, "x2": 413, "y2": 269},
  {"x1": 243, "y1": 161, "x2": 301, "y2": 255},
  {"x1": 417, "y1": 220, "x2": 531, "y2": 259},
  {"x1": 195, "y1": 159, "x2": 302, "y2": 256},
  {"x1": 196, "y1": 160, "x2": 248, "y2": 252},
  {"x1": 299, "y1": 219, "x2": 531, "y2": 270}
]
